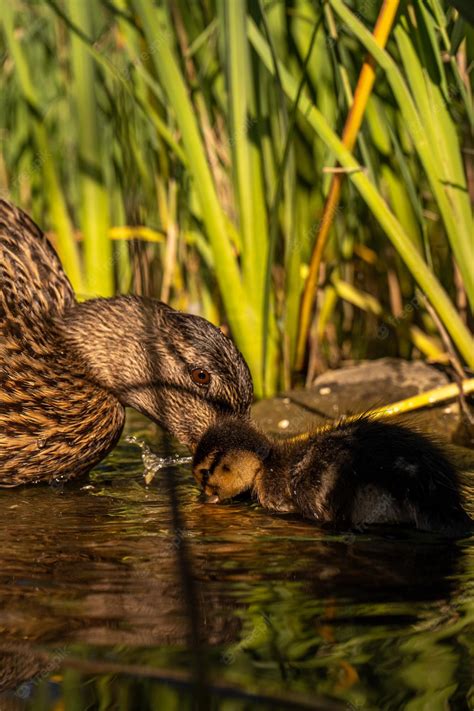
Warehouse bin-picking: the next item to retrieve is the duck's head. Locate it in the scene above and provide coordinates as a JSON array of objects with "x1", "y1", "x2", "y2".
[
  {"x1": 62, "y1": 296, "x2": 253, "y2": 448},
  {"x1": 192, "y1": 419, "x2": 271, "y2": 501}
]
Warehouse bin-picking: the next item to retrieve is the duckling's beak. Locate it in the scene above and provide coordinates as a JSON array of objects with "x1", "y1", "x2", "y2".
[
  {"x1": 194, "y1": 466, "x2": 221, "y2": 503},
  {"x1": 203, "y1": 493, "x2": 220, "y2": 504},
  {"x1": 202, "y1": 476, "x2": 222, "y2": 502}
]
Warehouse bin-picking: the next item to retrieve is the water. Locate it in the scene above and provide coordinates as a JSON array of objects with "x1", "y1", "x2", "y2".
[
  {"x1": 0, "y1": 413, "x2": 473, "y2": 711},
  {"x1": 125, "y1": 434, "x2": 192, "y2": 485}
]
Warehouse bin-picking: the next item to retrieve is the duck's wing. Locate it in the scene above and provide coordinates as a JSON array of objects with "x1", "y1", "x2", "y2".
[{"x1": 0, "y1": 200, "x2": 76, "y2": 327}]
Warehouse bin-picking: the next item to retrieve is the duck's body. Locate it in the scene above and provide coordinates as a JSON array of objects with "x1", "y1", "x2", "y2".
[
  {"x1": 0, "y1": 334, "x2": 125, "y2": 487},
  {"x1": 1, "y1": 204, "x2": 124, "y2": 484},
  {"x1": 0, "y1": 201, "x2": 253, "y2": 486},
  {"x1": 193, "y1": 417, "x2": 472, "y2": 536}
]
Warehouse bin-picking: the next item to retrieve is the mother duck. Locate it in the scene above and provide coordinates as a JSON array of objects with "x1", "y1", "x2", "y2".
[{"x1": 0, "y1": 200, "x2": 253, "y2": 487}]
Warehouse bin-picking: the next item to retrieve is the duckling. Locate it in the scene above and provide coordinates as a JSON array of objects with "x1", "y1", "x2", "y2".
[
  {"x1": 193, "y1": 416, "x2": 472, "y2": 536},
  {"x1": 0, "y1": 200, "x2": 253, "y2": 486}
]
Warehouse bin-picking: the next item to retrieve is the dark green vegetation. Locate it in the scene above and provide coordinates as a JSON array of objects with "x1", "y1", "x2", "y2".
[{"x1": 1, "y1": 1, "x2": 473, "y2": 396}]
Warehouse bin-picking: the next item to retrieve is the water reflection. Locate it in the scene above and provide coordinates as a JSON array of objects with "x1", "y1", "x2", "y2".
[{"x1": 0, "y1": 419, "x2": 472, "y2": 709}]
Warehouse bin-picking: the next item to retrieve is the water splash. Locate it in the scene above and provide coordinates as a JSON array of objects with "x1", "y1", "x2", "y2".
[{"x1": 126, "y1": 435, "x2": 192, "y2": 485}]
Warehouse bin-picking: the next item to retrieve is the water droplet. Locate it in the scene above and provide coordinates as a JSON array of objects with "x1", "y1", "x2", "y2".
[{"x1": 126, "y1": 435, "x2": 192, "y2": 484}]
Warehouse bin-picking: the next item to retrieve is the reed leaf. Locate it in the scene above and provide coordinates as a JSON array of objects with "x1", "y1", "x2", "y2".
[
  {"x1": 248, "y1": 17, "x2": 474, "y2": 368},
  {"x1": 329, "y1": 0, "x2": 474, "y2": 310},
  {"x1": 2, "y1": 1, "x2": 83, "y2": 292},
  {"x1": 132, "y1": 0, "x2": 265, "y2": 395},
  {"x1": 68, "y1": 0, "x2": 113, "y2": 297}
]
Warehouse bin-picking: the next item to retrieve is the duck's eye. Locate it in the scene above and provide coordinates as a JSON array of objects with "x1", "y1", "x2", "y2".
[{"x1": 190, "y1": 368, "x2": 211, "y2": 386}]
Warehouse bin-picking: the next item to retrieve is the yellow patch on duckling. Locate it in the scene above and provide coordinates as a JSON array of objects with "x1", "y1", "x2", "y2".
[{"x1": 195, "y1": 450, "x2": 261, "y2": 502}]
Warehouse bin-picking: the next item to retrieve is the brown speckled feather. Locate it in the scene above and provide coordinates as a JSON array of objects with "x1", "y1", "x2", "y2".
[
  {"x1": 0, "y1": 199, "x2": 75, "y2": 322},
  {"x1": 0, "y1": 201, "x2": 125, "y2": 486}
]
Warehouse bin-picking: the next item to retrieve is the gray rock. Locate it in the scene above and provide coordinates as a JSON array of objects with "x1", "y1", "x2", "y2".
[{"x1": 253, "y1": 358, "x2": 472, "y2": 445}]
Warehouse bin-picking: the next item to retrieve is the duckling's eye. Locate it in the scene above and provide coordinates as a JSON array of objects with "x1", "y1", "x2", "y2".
[{"x1": 190, "y1": 368, "x2": 211, "y2": 387}]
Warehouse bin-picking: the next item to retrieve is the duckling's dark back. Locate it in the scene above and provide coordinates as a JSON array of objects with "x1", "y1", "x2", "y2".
[{"x1": 292, "y1": 417, "x2": 471, "y2": 535}]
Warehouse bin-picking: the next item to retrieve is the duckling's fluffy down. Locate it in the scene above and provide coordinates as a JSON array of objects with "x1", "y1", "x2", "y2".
[{"x1": 193, "y1": 416, "x2": 472, "y2": 536}]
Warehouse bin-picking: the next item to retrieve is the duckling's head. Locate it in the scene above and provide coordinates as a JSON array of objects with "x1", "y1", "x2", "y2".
[
  {"x1": 193, "y1": 419, "x2": 271, "y2": 502},
  {"x1": 62, "y1": 296, "x2": 253, "y2": 447}
]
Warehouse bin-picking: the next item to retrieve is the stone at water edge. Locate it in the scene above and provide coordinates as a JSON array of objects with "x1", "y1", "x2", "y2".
[{"x1": 252, "y1": 358, "x2": 473, "y2": 446}]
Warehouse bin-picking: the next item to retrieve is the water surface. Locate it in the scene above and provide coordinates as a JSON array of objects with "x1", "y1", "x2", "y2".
[{"x1": 1, "y1": 414, "x2": 473, "y2": 710}]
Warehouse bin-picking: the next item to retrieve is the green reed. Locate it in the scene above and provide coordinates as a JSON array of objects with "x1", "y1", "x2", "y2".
[{"x1": 0, "y1": 0, "x2": 472, "y2": 396}]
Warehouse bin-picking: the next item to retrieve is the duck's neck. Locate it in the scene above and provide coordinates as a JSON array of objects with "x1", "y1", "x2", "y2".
[{"x1": 60, "y1": 295, "x2": 170, "y2": 411}]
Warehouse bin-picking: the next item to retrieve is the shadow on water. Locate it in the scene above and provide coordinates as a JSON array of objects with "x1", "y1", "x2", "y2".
[{"x1": 0, "y1": 414, "x2": 473, "y2": 710}]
